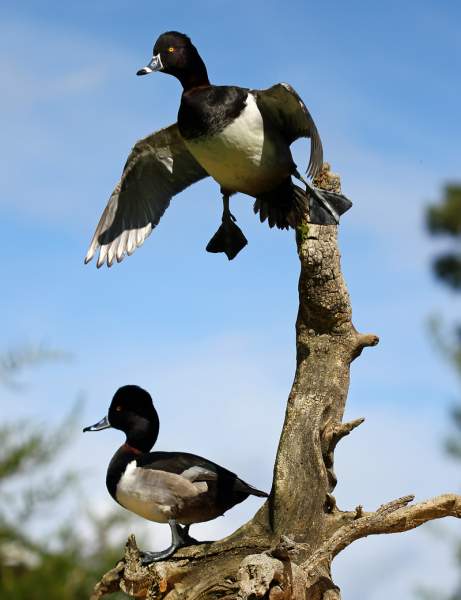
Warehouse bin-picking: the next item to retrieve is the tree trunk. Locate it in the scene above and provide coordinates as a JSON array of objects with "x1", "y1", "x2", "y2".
[{"x1": 91, "y1": 164, "x2": 461, "y2": 600}]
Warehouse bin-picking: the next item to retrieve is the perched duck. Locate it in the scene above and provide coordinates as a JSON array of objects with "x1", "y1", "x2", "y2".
[
  {"x1": 85, "y1": 31, "x2": 351, "y2": 267},
  {"x1": 83, "y1": 385, "x2": 268, "y2": 563}
]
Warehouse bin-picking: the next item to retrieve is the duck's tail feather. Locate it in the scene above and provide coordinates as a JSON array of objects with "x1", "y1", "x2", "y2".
[
  {"x1": 254, "y1": 178, "x2": 306, "y2": 229},
  {"x1": 235, "y1": 478, "x2": 269, "y2": 498},
  {"x1": 248, "y1": 484, "x2": 269, "y2": 498},
  {"x1": 254, "y1": 178, "x2": 352, "y2": 228}
]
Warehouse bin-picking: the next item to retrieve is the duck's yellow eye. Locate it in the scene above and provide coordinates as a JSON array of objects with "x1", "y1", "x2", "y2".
[
  {"x1": 167, "y1": 47, "x2": 175, "y2": 53},
  {"x1": 115, "y1": 406, "x2": 122, "y2": 412}
]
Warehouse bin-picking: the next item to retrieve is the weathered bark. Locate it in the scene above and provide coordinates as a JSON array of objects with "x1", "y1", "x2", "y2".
[{"x1": 91, "y1": 164, "x2": 461, "y2": 600}]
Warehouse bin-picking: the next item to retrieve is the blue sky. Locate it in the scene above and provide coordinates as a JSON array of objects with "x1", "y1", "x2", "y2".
[{"x1": 1, "y1": 1, "x2": 461, "y2": 597}]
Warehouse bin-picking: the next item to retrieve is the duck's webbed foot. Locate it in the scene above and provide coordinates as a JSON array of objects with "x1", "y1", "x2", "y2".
[
  {"x1": 140, "y1": 547, "x2": 178, "y2": 564},
  {"x1": 140, "y1": 519, "x2": 193, "y2": 565},
  {"x1": 294, "y1": 170, "x2": 352, "y2": 225},
  {"x1": 206, "y1": 192, "x2": 248, "y2": 260}
]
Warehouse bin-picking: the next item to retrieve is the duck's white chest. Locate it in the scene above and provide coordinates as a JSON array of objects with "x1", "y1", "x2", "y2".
[{"x1": 185, "y1": 94, "x2": 291, "y2": 195}]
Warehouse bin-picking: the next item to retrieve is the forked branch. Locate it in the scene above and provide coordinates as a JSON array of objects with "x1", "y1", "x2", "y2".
[{"x1": 238, "y1": 494, "x2": 461, "y2": 599}]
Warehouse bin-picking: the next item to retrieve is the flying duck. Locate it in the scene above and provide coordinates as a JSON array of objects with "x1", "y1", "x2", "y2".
[
  {"x1": 85, "y1": 31, "x2": 351, "y2": 267},
  {"x1": 83, "y1": 385, "x2": 268, "y2": 563}
]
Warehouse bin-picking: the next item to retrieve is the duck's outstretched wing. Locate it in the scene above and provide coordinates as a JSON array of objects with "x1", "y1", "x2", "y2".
[
  {"x1": 85, "y1": 124, "x2": 208, "y2": 268},
  {"x1": 254, "y1": 83, "x2": 323, "y2": 179}
]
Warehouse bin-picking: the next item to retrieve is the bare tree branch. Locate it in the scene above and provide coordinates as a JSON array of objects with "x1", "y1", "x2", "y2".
[
  {"x1": 332, "y1": 493, "x2": 461, "y2": 551},
  {"x1": 302, "y1": 493, "x2": 461, "y2": 593}
]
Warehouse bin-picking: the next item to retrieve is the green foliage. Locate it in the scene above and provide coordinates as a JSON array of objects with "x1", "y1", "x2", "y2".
[
  {"x1": 0, "y1": 528, "x2": 122, "y2": 600},
  {"x1": 446, "y1": 410, "x2": 461, "y2": 459},
  {"x1": 0, "y1": 415, "x2": 130, "y2": 599},
  {"x1": 426, "y1": 185, "x2": 461, "y2": 290},
  {"x1": 0, "y1": 344, "x2": 71, "y2": 389},
  {"x1": 421, "y1": 184, "x2": 461, "y2": 600},
  {"x1": 427, "y1": 186, "x2": 461, "y2": 237},
  {"x1": 0, "y1": 347, "x2": 130, "y2": 599}
]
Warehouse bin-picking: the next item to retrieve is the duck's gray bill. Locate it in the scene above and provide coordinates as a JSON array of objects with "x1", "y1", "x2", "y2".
[
  {"x1": 137, "y1": 54, "x2": 163, "y2": 76},
  {"x1": 83, "y1": 415, "x2": 111, "y2": 433}
]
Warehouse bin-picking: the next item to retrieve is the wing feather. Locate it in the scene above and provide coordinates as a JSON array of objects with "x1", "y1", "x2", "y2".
[
  {"x1": 85, "y1": 124, "x2": 208, "y2": 267},
  {"x1": 254, "y1": 83, "x2": 323, "y2": 178}
]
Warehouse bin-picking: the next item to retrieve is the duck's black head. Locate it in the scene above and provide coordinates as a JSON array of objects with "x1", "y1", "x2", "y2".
[
  {"x1": 83, "y1": 385, "x2": 159, "y2": 453},
  {"x1": 137, "y1": 31, "x2": 210, "y2": 91}
]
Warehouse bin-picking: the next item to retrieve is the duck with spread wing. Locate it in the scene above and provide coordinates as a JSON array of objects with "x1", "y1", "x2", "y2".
[{"x1": 85, "y1": 31, "x2": 351, "y2": 267}]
